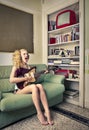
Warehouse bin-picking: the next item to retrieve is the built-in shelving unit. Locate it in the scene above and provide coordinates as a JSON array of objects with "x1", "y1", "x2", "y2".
[
  {"x1": 42, "y1": 0, "x2": 84, "y2": 107},
  {"x1": 47, "y1": 2, "x2": 80, "y2": 105}
]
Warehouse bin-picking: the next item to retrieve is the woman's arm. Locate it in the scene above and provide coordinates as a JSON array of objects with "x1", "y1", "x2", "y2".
[{"x1": 9, "y1": 66, "x2": 29, "y2": 84}]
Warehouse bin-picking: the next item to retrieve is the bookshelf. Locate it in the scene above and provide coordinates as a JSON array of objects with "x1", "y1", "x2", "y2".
[
  {"x1": 47, "y1": 2, "x2": 80, "y2": 105},
  {"x1": 42, "y1": 0, "x2": 84, "y2": 107}
]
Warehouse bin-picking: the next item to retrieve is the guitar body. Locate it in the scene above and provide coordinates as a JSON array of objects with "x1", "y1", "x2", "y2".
[
  {"x1": 23, "y1": 67, "x2": 48, "y2": 87},
  {"x1": 24, "y1": 68, "x2": 36, "y2": 83}
]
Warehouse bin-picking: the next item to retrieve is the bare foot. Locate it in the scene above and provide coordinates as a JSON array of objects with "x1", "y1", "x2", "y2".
[
  {"x1": 44, "y1": 111, "x2": 54, "y2": 125},
  {"x1": 37, "y1": 113, "x2": 48, "y2": 125}
]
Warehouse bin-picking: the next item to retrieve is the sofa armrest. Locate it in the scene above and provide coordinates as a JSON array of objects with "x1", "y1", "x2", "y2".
[{"x1": 44, "y1": 73, "x2": 65, "y2": 84}]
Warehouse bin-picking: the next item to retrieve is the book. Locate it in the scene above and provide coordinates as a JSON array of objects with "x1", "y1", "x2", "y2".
[
  {"x1": 64, "y1": 89, "x2": 79, "y2": 96},
  {"x1": 64, "y1": 93, "x2": 79, "y2": 99}
]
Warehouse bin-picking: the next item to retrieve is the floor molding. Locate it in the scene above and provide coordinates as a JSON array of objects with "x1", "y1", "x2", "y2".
[{"x1": 52, "y1": 106, "x2": 89, "y2": 127}]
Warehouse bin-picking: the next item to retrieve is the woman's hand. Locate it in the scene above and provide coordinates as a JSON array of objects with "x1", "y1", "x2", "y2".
[
  {"x1": 44, "y1": 70, "x2": 48, "y2": 74},
  {"x1": 25, "y1": 75, "x2": 33, "y2": 82}
]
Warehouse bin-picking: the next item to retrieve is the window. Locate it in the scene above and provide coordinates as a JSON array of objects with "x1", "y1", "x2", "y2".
[{"x1": 0, "y1": 4, "x2": 33, "y2": 53}]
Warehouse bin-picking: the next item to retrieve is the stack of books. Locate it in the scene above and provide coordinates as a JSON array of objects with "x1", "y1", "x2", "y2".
[{"x1": 64, "y1": 89, "x2": 79, "y2": 99}]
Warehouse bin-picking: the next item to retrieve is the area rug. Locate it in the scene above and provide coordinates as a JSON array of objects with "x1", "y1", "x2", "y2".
[
  {"x1": 55, "y1": 102, "x2": 89, "y2": 119},
  {"x1": 52, "y1": 107, "x2": 89, "y2": 127},
  {"x1": 3, "y1": 110, "x2": 89, "y2": 130}
]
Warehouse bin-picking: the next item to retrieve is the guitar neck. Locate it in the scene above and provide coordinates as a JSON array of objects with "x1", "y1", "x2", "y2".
[{"x1": 34, "y1": 70, "x2": 46, "y2": 78}]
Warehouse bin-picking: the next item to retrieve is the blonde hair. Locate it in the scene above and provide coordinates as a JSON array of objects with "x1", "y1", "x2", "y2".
[
  {"x1": 12, "y1": 49, "x2": 22, "y2": 68},
  {"x1": 12, "y1": 49, "x2": 29, "y2": 68}
]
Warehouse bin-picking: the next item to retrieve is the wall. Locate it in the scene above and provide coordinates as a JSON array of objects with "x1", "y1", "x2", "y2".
[
  {"x1": 0, "y1": 0, "x2": 42, "y2": 65},
  {"x1": 85, "y1": 0, "x2": 89, "y2": 108}
]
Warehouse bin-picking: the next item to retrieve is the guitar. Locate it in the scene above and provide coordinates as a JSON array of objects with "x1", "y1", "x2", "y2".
[{"x1": 23, "y1": 66, "x2": 48, "y2": 86}]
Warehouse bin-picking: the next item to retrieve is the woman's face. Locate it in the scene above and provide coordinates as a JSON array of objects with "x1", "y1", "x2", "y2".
[{"x1": 20, "y1": 49, "x2": 29, "y2": 64}]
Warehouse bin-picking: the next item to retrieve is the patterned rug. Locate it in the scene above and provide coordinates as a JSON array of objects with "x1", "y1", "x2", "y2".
[
  {"x1": 3, "y1": 110, "x2": 89, "y2": 130},
  {"x1": 52, "y1": 107, "x2": 89, "y2": 127}
]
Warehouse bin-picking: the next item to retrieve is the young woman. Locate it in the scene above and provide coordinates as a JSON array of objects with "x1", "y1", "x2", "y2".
[{"x1": 10, "y1": 49, "x2": 54, "y2": 125}]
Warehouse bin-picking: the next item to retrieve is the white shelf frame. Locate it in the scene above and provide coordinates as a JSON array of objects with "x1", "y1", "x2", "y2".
[
  {"x1": 66, "y1": 78, "x2": 79, "y2": 82},
  {"x1": 42, "y1": 0, "x2": 84, "y2": 107},
  {"x1": 48, "y1": 63, "x2": 79, "y2": 67},
  {"x1": 48, "y1": 55, "x2": 79, "y2": 59},
  {"x1": 48, "y1": 39, "x2": 79, "y2": 46},
  {"x1": 48, "y1": 23, "x2": 80, "y2": 34}
]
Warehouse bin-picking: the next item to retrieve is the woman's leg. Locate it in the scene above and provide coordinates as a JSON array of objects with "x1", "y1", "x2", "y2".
[
  {"x1": 16, "y1": 84, "x2": 48, "y2": 125},
  {"x1": 36, "y1": 84, "x2": 54, "y2": 125}
]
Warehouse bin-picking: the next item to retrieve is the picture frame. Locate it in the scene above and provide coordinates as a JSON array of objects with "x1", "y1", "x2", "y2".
[{"x1": 54, "y1": 49, "x2": 60, "y2": 55}]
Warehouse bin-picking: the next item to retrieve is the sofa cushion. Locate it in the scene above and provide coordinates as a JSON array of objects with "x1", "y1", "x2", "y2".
[
  {"x1": 42, "y1": 82, "x2": 65, "y2": 100},
  {"x1": 0, "y1": 79, "x2": 15, "y2": 92},
  {"x1": 0, "y1": 93, "x2": 33, "y2": 111},
  {"x1": 44, "y1": 73, "x2": 65, "y2": 84},
  {"x1": 0, "y1": 80, "x2": 65, "y2": 112},
  {"x1": 0, "y1": 66, "x2": 12, "y2": 78}
]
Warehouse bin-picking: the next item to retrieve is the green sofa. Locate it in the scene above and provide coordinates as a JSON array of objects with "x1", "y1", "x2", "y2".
[{"x1": 0, "y1": 64, "x2": 65, "y2": 129}]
